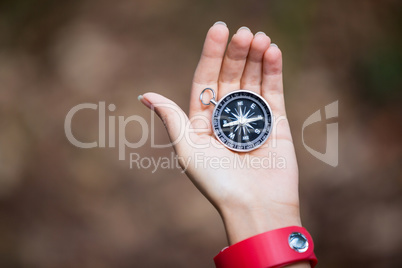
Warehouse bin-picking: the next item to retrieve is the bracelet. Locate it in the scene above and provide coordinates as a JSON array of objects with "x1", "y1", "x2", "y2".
[{"x1": 214, "y1": 226, "x2": 317, "y2": 268}]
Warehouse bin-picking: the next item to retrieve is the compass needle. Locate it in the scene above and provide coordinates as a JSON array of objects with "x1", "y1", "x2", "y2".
[{"x1": 223, "y1": 120, "x2": 240, "y2": 128}]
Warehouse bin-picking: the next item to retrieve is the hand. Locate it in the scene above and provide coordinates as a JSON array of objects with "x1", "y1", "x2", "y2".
[{"x1": 140, "y1": 22, "x2": 304, "y2": 252}]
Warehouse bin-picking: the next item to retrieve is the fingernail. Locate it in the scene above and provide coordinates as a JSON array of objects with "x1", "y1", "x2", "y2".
[
  {"x1": 270, "y1": 43, "x2": 278, "y2": 48},
  {"x1": 138, "y1": 95, "x2": 153, "y2": 109},
  {"x1": 255, "y1": 31, "x2": 266, "y2": 36},
  {"x1": 214, "y1": 21, "x2": 227, "y2": 27},
  {"x1": 237, "y1": 26, "x2": 251, "y2": 33}
]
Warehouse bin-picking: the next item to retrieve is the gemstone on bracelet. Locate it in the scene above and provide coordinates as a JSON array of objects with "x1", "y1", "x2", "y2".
[{"x1": 288, "y1": 232, "x2": 309, "y2": 253}]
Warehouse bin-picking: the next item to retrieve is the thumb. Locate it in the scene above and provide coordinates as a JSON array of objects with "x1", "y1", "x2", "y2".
[{"x1": 139, "y1": 92, "x2": 190, "y2": 153}]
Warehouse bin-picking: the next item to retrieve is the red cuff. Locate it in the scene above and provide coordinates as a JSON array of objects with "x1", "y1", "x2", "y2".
[{"x1": 214, "y1": 226, "x2": 317, "y2": 268}]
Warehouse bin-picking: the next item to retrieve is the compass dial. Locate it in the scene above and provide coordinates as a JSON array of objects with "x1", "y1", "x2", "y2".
[{"x1": 212, "y1": 90, "x2": 273, "y2": 152}]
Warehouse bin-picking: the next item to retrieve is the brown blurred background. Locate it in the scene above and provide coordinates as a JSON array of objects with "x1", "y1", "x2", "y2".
[{"x1": 0, "y1": 0, "x2": 401, "y2": 267}]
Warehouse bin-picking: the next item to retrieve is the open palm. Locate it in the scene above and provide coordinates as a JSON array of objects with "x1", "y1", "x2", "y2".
[{"x1": 140, "y1": 22, "x2": 302, "y2": 244}]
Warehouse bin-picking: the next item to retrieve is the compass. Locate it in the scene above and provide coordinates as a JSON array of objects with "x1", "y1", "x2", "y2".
[{"x1": 200, "y1": 88, "x2": 273, "y2": 152}]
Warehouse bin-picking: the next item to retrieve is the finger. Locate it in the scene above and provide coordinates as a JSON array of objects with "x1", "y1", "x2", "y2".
[
  {"x1": 190, "y1": 22, "x2": 229, "y2": 122},
  {"x1": 261, "y1": 44, "x2": 287, "y2": 117},
  {"x1": 139, "y1": 93, "x2": 192, "y2": 156},
  {"x1": 240, "y1": 32, "x2": 271, "y2": 94},
  {"x1": 218, "y1": 26, "x2": 254, "y2": 99}
]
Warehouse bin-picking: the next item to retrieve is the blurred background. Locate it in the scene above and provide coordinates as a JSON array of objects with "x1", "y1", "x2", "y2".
[{"x1": 0, "y1": 0, "x2": 401, "y2": 267}]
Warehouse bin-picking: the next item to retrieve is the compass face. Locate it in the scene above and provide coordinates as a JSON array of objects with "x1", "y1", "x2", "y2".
[{"x1": 212, "y1": 90, "x2": 273, "y2": 152}]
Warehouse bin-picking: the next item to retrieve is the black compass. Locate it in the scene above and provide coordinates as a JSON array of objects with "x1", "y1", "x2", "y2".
[{"x1": 200, "y1": 88, "x2": 273, "y2": 152}]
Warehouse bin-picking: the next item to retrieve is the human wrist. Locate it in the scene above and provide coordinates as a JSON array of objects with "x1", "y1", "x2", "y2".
[{"x1": 219, "y1": 203, "x2": 302, "y2": 245}]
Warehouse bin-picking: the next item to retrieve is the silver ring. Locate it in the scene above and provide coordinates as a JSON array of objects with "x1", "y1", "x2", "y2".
[{"x1": 200, "y1": 88, "x2": 216, "y2": 106}]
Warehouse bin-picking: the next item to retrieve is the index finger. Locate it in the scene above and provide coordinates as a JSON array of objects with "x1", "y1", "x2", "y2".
[{"x1": 189, "y1": 22, "x2": 229, "y2": 124}]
